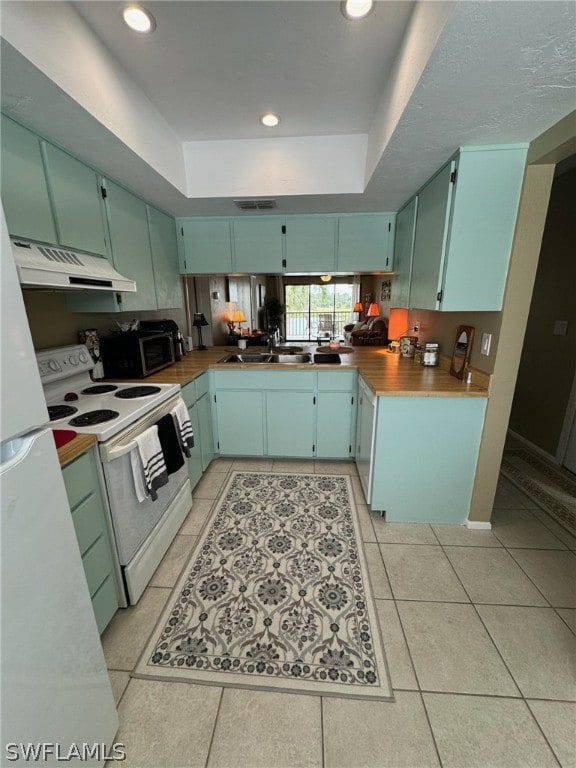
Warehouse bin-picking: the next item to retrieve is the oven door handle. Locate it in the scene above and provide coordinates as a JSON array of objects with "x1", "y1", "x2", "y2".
[{"x1": 103, "y1": 440, "x2": 138, "y2": 462}]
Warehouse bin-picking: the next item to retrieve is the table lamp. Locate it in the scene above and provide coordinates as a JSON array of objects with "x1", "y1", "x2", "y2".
[{"x1": 192, "y1": 312, "x2": 209, "y2": 350}]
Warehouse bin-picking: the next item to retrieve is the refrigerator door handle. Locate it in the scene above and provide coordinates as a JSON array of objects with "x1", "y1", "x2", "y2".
[{"x1": 0, "y1": 431, "x2": 40, "y2": 469}]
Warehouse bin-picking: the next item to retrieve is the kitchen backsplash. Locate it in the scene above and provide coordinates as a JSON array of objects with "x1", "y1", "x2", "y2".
[{"x1": 23, "y1": 291, "x2": 187, "y2": 351}]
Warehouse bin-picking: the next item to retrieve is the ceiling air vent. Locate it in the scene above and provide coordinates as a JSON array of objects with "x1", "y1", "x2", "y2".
[{"x1": 234, "y1": 199, "x2": 277, "y2": 211}]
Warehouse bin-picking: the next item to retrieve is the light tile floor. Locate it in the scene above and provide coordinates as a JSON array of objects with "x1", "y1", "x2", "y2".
[{"x1": 103, "y1": 459, "x2": 576, "y2": 768}]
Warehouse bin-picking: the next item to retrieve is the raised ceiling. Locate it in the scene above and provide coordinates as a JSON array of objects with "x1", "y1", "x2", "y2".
[{"x1": 1, "y1": 1, "x2": 574, "y2": 216}]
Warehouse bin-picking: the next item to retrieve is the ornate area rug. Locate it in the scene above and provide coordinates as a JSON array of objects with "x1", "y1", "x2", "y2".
[
  {"x1": 135, "y1": 472, "x2": 393, "y2": 700},
  {"x1": 501, "y1": 449, "x2": 576, "y2": 534}
]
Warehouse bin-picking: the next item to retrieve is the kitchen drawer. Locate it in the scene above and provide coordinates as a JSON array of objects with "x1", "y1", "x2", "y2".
[
  {"x1": 83, "y1": 536, "x2": 113, "y2": 597},
  {"x1": 181, "y1": 380, "x2": 196, "y2": 408},
  {"x1": 91, "y1": 575, "x2": 118, "y2": 634},
  {"x1": 317, "y1": 370, "x2": 356, "y2": 392},
  {"x1": 71, "y1": 492, "x2": 104, "y2": 555},
  {"x1": 63, "y1": 450, "x2": 98, "y2": 510}
]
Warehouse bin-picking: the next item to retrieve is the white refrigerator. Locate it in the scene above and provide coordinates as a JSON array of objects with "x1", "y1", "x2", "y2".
[{"x1": 0, "y1": 205, "x2": 118, "y2": 763}]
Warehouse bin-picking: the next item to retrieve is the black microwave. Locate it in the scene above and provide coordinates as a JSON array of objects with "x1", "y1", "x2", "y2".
[{"x1": 100, "y1": 332, "x2": 174, "y2": 378}]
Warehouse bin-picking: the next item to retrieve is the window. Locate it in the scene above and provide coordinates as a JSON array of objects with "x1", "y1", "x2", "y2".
[{"x1": 284, "y1": 281, "x2": 354, "y2": 341}]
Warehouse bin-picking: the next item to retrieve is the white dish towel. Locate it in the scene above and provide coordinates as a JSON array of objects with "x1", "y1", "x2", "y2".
[
  {"x1": 131, "y1": 425, "x2": 168, "y2": 502},
  {"x1": 171, "y1": 399, "x2": 195, "y2": 457}
]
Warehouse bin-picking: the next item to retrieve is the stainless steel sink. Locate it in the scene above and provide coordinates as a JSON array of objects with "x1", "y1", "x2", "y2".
[
  {"x1": 220, "y1": 352, "x2": 312, "y2": 364},
  {"x1": 221, "y1": 353, "x2": 273, "y2": 363},
  {"x1": 269, "y1": 354, "x2": 312, "y2": 363},
  {"x1": 219, "y1": 352, "x2": 342, "y2": 365}
]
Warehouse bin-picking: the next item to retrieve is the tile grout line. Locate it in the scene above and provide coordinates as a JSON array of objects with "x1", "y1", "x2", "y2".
[
  {"x1": 502, "y1": 546, "x2": 562, "y2": 608},
  {"x1": 418, "y1": 690, "x2": 444, "y2": 768},
  {"x1": 523, "y1": 700, "x2": 564, "y2": 768},
  {"x1": 203, "y1": 687, "x2": 225, "y2": 768},
  {"x1": 440, "y1": 539, "x2": 553, "y2": 609}
]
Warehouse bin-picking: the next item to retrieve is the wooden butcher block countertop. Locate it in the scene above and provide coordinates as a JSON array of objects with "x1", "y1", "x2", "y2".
[
  {"x1": 56, "y1": 433, "x2": 98, "y2": 467},
  {"x1": 142, "y1": 346, "x2": 489, "y2": 398}
]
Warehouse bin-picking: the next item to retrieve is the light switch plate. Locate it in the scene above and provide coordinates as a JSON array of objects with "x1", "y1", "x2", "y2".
[{"x1": 481, "y1": 332, "x2": 492, "y2": 356}]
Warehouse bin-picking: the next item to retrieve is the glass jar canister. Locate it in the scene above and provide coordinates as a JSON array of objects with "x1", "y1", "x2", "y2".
[{"x1": 422, "y1": 342, "x2": 439, "y2": 366}]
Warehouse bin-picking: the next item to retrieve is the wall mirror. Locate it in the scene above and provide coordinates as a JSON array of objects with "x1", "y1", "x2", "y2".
[{"x1": 449, "y1": 325, "x2": 475, "y2": 379}]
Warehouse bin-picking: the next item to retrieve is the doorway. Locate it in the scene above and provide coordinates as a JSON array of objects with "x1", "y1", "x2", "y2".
[{"x1": 507, "y1": 158, "x2": 576, "y2": 472}]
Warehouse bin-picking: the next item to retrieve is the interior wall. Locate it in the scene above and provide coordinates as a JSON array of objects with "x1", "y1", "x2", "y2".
[
  {"x1": 405, "y1": 309, "x2": 502, "y2": 374},
  {"x1": 23, "y1": 291, "x2": 186, "y2": 351},
  {"x1": 468, "y1": 162, "x2": 556, "y2": 522},
  {"x1": 508, "y1": 166, "x2": 576, "y2": 456}
]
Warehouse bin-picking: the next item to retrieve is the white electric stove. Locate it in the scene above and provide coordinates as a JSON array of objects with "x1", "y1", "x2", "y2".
[
  {"x1": 37, "y1": 344, "x2": 192, "y2": 606},
  {"x1": 37, "y1": 344, "x2": 180, "y2": 441}
]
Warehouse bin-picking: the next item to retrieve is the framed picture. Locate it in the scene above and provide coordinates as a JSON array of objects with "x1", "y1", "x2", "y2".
[{"x1": 380, "y1": 280, "x2": 391, "y2": 302}]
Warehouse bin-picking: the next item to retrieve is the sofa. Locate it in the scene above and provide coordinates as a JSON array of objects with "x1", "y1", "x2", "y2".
[{"x1": 344, "y1": 317, "x2": 389, "y2": 346}]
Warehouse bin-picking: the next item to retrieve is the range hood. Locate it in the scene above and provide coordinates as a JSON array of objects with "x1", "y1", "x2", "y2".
[{"x1": 11, "y1": 238, "x2": 137, "y2": 292}]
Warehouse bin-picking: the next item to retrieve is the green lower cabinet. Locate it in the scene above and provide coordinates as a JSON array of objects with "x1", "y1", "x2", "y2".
[
  {"x1": 370, "y1": 397, "x2": 486, "y2": 523},
  {"x1": 182, "y1": 375, "x2": 214, "y2": 483},
  {"x1": 62, "y1": 448, "x2": 120, "y2": 634},
  {"x1": 266, "y1": 392, "x2": 315, "y2": 457},
  {"x1": 186, "y1": 401, "x2": 203, "y2": 489},
  {"x1": 316, "y1": 392, "x2": 355, "y2": 458},
  {"x1": 215, "y1": 390, "x2": 264, "y2": 456},
  {"x1": 212, "y1": 370, "x2": 357, "y2": 459},
  {"x1": 197, "y1": 391, "x2": 215, "y2": 470}
]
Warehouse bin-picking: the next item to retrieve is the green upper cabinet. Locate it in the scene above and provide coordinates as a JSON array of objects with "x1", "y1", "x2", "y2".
[
  {"x1": 409, "y1": 146, "x2": 528, "y2": 312},
  {"x1": 232, "y1": 216, "x2": 284, "y2": 273},
  {"x1": 409, "y1": 161, "x2": 455, "y2": 311},
  {"x1": 42, "y1": 142, "x2": 109, "y2": 257},
  {"x1": 337, "y1": 213, "x2": 395, "y2": 272},
  {"x1": 284, "y1": 216, "x2": 337, "y2": 273},
  {"x1": 0, "y1": 114, "x2": 57, "y2": 244},
  {"x1": 104, "y1": 180, "x2": 156, "y2": 312},
  {"x1": 390, "y1": 197, "x2": 418, "y2": 309},
  {"x1": 179, "y1": 218, "x2": 233, "y2": 274},
  {"x1": 147, "y1": 206, "x2": 182, "y2": 309}
]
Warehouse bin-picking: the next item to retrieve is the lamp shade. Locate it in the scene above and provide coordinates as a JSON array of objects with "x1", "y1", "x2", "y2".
[
  {"x1": 366, "y1": 303, "x2": 380, "y2": 317},
  {"x1": 233, "y1": 310, "x2": 246, "y2": 323},
  {"x1": 192, "y1": 312, "x2": 209, "y2": 327},
  {"x1": 353, "y1": 302, "x2": 363, "y2": 313}
]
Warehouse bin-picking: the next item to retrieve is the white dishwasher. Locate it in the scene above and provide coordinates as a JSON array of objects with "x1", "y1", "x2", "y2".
[{"x1": 356, "y1": 376, "x2": 377, "y2": 504}]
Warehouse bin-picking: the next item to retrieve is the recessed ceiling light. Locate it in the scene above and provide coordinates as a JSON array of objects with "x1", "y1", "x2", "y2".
[
  {"x1": 341, "y1": 0, "x2": 374, "y2": 20},
  {"x1": 260, "y1": 113, "x2": 281, "y2": 128},
  {"x1": 122, "y1": 4, "x2": 156, "y2": 33}
]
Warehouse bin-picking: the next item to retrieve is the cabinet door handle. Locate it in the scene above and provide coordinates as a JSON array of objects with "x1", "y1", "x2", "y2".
[{"x1": 282, "y1": 258, "x2": 286, "y2": 269}]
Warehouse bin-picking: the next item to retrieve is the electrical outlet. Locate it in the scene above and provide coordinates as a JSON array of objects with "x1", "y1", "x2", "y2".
[
  {"x1": 413, "y1": 322, "x2": 420, "y2": 333},
  {"x1": 481, "y1": 333, "x2": 492, "y2": 356}
]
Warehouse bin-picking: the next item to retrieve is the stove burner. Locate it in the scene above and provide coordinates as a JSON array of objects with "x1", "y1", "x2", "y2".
[
  {"x1": 69, "y1": 409, "x2": 119, "y2": 427},
  {"x1": 115, "y1": 386, "x2": 162, "y2": 399},
  {"x1": 48, "y1": 405, "x2": 78, "y2": 421},
  {"x1": 82, "y1": 385, "x2": 118, "y2": 395}
]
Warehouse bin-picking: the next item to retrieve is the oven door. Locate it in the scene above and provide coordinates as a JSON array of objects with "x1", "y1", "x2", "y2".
[
  {"x1": 99, "y1": 395, "x2": 192, "y2": 604},
  {"x1": 139, "y1": 333, "x2": 174, "y2": 376}
]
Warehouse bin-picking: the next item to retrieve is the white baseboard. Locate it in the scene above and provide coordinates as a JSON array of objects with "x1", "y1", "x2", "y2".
[
  {"x1": 507, "y1": 429, "x2": 559, "y2": 465},
  {"x1": 466, "y1": 519, "x2": 492, "y2": 530}
]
